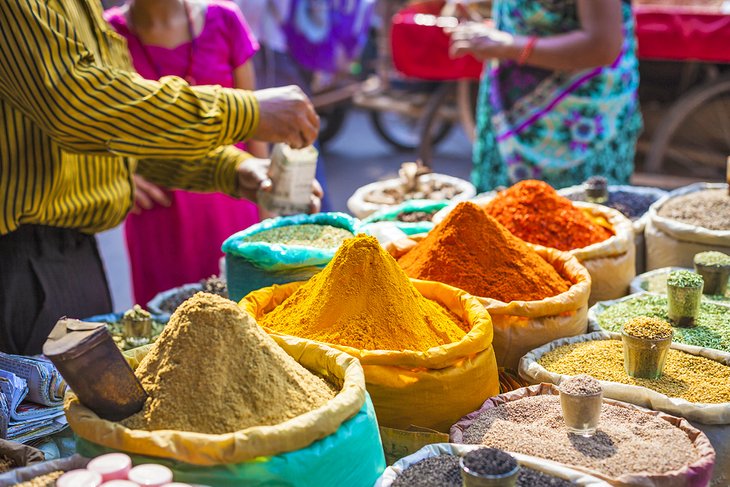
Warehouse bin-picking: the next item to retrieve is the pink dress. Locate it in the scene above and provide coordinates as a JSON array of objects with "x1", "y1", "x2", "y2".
[{"x1": 106, "y1": 1, "x2": 260, "y2": 305}]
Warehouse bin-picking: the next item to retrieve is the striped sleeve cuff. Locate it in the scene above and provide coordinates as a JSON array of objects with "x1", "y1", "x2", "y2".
[
  {"x1": 214, "y1": 147, "x2": 253, "y2": 197},
  {"x1": 218, "y1": 89, "x2": 259, "y2": 147}
]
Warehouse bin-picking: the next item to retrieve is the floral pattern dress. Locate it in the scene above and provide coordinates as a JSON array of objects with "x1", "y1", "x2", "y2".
[{"x1": 472, "y1": 0, "x2": 642, "y2": 191}]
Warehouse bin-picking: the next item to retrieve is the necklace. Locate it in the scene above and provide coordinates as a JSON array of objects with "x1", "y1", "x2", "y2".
[{"x1": 128, "y1": 0, "x2": 197, "y2": 84}]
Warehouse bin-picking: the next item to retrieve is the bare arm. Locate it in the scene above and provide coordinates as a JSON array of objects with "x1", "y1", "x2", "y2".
[
  {"x1": 451, "y1": 0, "x2": 624, "y2": 71},
  {"x1": 234, "y1": 62, "x2": 269, "y2": 158}
]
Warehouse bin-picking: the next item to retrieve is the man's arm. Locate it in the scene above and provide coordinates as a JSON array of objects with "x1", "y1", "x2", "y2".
[{"x1": 0, "y1": 0, "x2": 315, "y2": 159}]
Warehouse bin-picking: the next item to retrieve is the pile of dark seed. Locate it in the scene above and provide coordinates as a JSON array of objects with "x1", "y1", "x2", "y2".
[
  {"x1": 518, "y1": 467, "x2": 575, "y2": 487},
  {"x1": 397, "y1": 210, "x2": 437, "y2": 223},
  {"x1": 565, "y1": 190, "x2": 659, "y2": 220},
  {"x1": 392, "y1": 454, "x2": 577, "y2": 487},
  {"x1": 463, "y1": 448, "x2": 517, "y2": 476},
  {"x1": 159, "y1": 276, "x2": 228, "y2": 314},
  {"x1": 392, "y1": 455, "x2": 461, "y2": 487}
]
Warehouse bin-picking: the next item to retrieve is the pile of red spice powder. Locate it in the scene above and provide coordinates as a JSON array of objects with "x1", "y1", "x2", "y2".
[
  {"x1": 397, "y1": 201, "x2": 570, "y2": 302},
  {"x1": 485, "y1": 180, "x2": 613, "y2": 251}
]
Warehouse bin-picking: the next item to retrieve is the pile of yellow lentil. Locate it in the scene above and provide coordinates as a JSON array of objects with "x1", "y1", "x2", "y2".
[
  {"x1": 622, "y1": 316, "x2": 673, "y2": 340},
  {"x1": 538, "y1": 339, "x2": 730, "y2": 403}
]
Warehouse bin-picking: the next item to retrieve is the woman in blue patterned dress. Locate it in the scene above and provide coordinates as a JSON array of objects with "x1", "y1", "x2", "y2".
[{"x1": 450, "y1": 0, "x2": 642, "y2": 191}]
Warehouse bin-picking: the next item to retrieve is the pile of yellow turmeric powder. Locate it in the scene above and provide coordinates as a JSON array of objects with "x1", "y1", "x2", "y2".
[{"x1": 260, "y1": 235, "x2": 466, "y2": 351}]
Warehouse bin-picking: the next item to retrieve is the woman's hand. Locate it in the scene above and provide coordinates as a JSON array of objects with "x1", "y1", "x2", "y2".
[
  {"x1": 236, "y1": 158, "x2": 324, "y2": 214},
  {"x1": 131, "y1": 174, "x2": 171, "y2": 214},
  {"x1": 449, "y1": 23, "x2": 516, "y2": 61}
]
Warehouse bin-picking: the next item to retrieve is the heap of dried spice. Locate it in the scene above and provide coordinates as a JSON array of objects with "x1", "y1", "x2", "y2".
[
  {"x1": 658, "y1": 189, "x2": 730, "y2": 231},
  {"x1": 539, "y1": 339, "x2": 730, "y2": 403},
  {"x1": 123, "y1": 293, "x2": 335, "y2": 434},
  {"x1": 596, "y1": 294, "x2": 730, "y2": 352},
  {"x1": 261, "y1": 235, "x2": 466, "y2": 351},
  {"x1": 485, "y1": 180, "x2": 613, "y2": 251},
  {"x1": 623, "y1": 316, "x2": 673, "y2": 340},
  {"x1": 241, "y1": 224, "x2": 354, "y2": 248},
  {"x1": 398, "y1": 201, "x2": 570, "y2": 302}
]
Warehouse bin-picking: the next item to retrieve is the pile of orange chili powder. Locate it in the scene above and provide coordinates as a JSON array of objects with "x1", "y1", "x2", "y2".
[
  {"x1": 398, "y1": 201, "x2": 570, "y2": 303},
  {"x1": 485, "y1": 180, "x2": 613, "y2": 251}
]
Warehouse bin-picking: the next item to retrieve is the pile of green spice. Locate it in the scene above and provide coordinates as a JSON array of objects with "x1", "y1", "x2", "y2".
[
  {"x1": 658, "y1": 189, "x2": 730, "y2": 231},
  {"x1": 538, "y1": 340, "x2": 730, "y2": 403},
  {"x1": 667, "y1": 270, "x2": 704, "y2": 288},
  {"x1": 695, "y1": 251, "x2": 730, "y2": 267},
  {"x1": 596, "y1": 294, "x2": 730, "y2": 352},
  {"x1": 242, "y1": 224, "x2": 354, "y2": 248},
  {"x1": 391, "y1": 454, "x2": 574, "y2": 487},
  {"x1": 623, "y1": 316, "x2": 673, "y2": 340}
]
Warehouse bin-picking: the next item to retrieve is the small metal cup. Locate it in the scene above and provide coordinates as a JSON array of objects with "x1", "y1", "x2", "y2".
[
  {"x1": 460, "y1": 456, "x2": 519, "y2": 487},
  {"x1": 122, "y1": 315, "x2": 152, "y2": 348},
  {"x1": 694, "y1": 262, "x2": 730, "y2": 296},
  {"x1": 667, "y1": 283, "x2": 703, "y2": 327},
  {"x1": 622, "y1": 328, "x2": 673, "y2": 379},
  {"x1": 560, "y1": 390, "x2": 602, "y2": 437}
]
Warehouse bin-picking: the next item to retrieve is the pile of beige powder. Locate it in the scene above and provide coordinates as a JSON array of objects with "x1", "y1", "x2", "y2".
[{"x1": 122, "y1": 293, "x2": 335, "y2": 434}]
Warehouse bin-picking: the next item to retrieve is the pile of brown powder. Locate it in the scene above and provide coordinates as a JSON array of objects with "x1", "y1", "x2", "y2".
[
  {"x1": 461, "y1": 395, "x2": 699, "y2": 478},
  {"x1": 123, "y1": 293, "x2": 335, "y2": 434}
]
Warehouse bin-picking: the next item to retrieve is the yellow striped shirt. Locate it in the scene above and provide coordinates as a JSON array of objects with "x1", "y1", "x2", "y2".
[{"x1": 0, "y1": 0, "x2": 259, "y2": 235}]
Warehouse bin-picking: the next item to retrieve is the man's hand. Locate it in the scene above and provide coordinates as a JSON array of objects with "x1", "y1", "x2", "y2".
[
  {"x1": 252, "y1": 86, "x2": 320, "y2": 149},
  {"x1": 131, "y1": 174, "x2": 171, "y2": 214},
  {"x1": 236, "y1": 158, "x2": 324, "y2": 214}
]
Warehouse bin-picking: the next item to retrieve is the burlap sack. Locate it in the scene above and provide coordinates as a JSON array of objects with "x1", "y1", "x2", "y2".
[
  {"x1": 450, "y1": 383, "x2": 716, "y2": 487},
  {"x1": 645, "y1": 183, "x2": 730, "y2": 271}
]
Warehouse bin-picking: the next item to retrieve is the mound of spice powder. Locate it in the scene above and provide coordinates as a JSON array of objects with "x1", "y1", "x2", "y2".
[
  {"x1": 461, "y1": 395, "x2": 700, "y2": 478},
  {"x1": 123, "y1": 293, "x2": 335, "y2": 434},
  {"x1": 261, "y1": 235, "x2": 466, "y2": 351},
  {"x1": 485, "y1": 180, "x2": 613, "y2": 251},
  {"x1": 398, "y1": 202, "x2": 570, "y2": 302},
  {"x1": 658, "y1": 189, "x2": 730, "y2": 231},
  {"x1": 622, "y1": 316, "x2": 673, "y2": 340},
  {"x1": 539, "y1": 339, "x2": 730, "y2": 404}
]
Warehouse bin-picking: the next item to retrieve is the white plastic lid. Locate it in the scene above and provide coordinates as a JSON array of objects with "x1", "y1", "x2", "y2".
[
  {"x1": 57, "y1": 469, "x2": 104, "y2": 487},
  {"x1": 128, "y1": 464, "x2": 174, "y2": 487},
  {"x1": 88, "y1": 453, "x2": 132, "y2": 479},
  {"x1": 100, "y1": 481, "x2": 140, "y2": 487},
  {"x1": 161, "y1": 484, "x2": 194, "y2": 487}
]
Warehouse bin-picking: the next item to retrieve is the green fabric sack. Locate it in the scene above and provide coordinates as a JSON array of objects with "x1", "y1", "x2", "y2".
[
  {"x1": 76, "y1": 396, "x2": 385, "y2": 487},
  {"x1": 360, "y1": 200, "x2": 448, "y2": 236},
  {"x1": 221, "y1": 213, "x2": 358, "y2": 301}
]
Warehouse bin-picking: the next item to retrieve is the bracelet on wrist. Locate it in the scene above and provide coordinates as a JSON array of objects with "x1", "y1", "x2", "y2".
[{"x1": 517, "y1": 36, "x2": 538, "y2": 65}]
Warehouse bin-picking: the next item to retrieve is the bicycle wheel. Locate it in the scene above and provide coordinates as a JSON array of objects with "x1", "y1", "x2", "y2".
[
  {"x1": 370, "y1": 106, "x2": 453, "y2": 152},
  {"x1": 318, "y1": 104, "x2": 349, "y2": 147},
  {"x1": 645, "y1": 72, "x2": 730, "y2": 179}
]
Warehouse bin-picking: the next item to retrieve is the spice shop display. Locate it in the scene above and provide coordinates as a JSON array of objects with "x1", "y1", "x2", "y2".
[
  {"x1": 519, "y1": 332, "x2": 730, "y2": 486},
  {"x1": 222, "y1": 212, "x2": 358, "y2": 302},
  {"x1": 590, "y1": 293, "x2": 730, "y2": 352},
  {"x1": 558, "y1": 375, "x2": 603, "y2": 437},
  {"x1": 694, "y1": 251, "x2": 730, "y2": 296},
  {"x1": 375, "y1": 443, "x2": 610, "y2": 487},
  {"x1": 388, "y1": 201, "x2": 591, "y2": 368},
  {"x1": 451, "y1": 384, "x2": 716, "y2": 486},
  {"x1": 347, "y1": 162, "x2": 475, "y2": 219},
  {"x1": 645, "y1": 183, "x2": 730, "y2": 270},
  {"x1": 64, "y1": 293, "x2": 385, "y2": 486},
  {"x1": 667, "y1": 270, "x2": 704, "y2": 327},
  {"x1": 244, "y1": 235, "x2": 499, "y2": 432}
]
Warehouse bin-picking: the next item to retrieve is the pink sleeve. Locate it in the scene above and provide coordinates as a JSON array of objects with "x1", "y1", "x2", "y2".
[{"x1": 220, "y1": 1, "x2": 260, "y2": 69}]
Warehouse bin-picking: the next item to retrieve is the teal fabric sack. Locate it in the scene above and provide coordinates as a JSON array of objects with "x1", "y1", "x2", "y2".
[
  {"x1": 360, "y1": 200, "x2": 447, "y2": 236},
  {"x1": 75, "y1": 397, "x2": 385, "y2": 487},
  {"x1": 221, "y1": 213, "x2": 358, "y2": 302}
]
